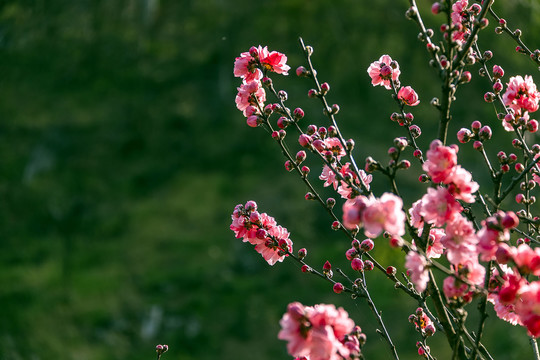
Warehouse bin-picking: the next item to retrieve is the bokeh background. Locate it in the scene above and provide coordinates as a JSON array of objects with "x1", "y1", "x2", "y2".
[{"x1": 1, "y1": 0, "x2": 540, "y2": 359}]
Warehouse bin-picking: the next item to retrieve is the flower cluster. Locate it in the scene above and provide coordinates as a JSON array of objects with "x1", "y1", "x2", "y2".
[
  {"x1": 342, "y1": 193, "x2": 406, "y2": 238},
  {"x1": 367, "y1": 55, "x2": 420, "y2": 107},
  {"x1": 231, "y1": 5, "x2": 540, "y2": 355},
  {"x1": 501, "y1": 75, "x2": 540, "y2": 131},
  {"x1": 278, "y1": 302, "x2": 365, "y2": 360},
  {"x1": 298, "y1": 129, "x2": 372, "y2": 198},
  {"x1": 234, "y1": 46, "x2": 290, "y2": 126},
  {"x1": 230, "y1": 200, "x2": 293, "y2": 265}
]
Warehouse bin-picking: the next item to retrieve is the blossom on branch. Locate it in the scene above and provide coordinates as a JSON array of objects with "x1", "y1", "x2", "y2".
[
  {"x1": 367, "y1": 54, "x2": 400, "y2": 90},
  {"x1": 278, "y1": 302, "x2": 362, "y2": 360},
  {"x1": 230, "y1": 201, "x2": 292, "y2": 265},
  {"x1": 342, "y1": 193, "x2": 405, "y2": 238}
]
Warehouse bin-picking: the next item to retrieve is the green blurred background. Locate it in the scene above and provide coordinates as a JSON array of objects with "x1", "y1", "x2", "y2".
[{"x1": 1, "y1": 1, "x2": 539, "y2": 359}]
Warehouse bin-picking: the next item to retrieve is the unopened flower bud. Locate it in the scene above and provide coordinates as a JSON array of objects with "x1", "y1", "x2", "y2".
[
  {"x1": 515, "y1": 163, "x2": 525, "y2": 173},
  {"x1": 528, "y1": 119, "x2": 539, "y2": 133},
  {"x1": 413, "y1": 149, "x2": 423, "y2": 159},
  {"x1": 419, "y1": 174, "x2": 430, "y2": 182},
  {"x1": 361, "y1": 239, "x2": 375, "y2": 252},
  {"x1": 306, "y1": 124, "x2": 317, "y2": 135},
  {"x1": 313, "y1": 139, "x2": 325, "y2": 152},
  {"x1": 262, "y1": 77, "x2": 272, "y2": 88},
  {"x1": 425, "y1": 324, "x2": 436, "y2": 337},
  {"x1": 484, "y1": 92, "x2": 496, "y2": 103},
  {"x1": 398, "y1": 160, "x2": 411, "y2": 169},
  {"x1": 320, "y1": 82, "x2": 330, "y2": 94},
  {"x1": 293, "y1": 107, "x2": 305, "y2": 120},
  {"x1": 246, "y1": 115, "x2": 260, "y2": 128},
  {"x1": 328, "y1": 126, "x2": 337, "y2": 137},
  {"x1": 301, "y1": 264, "x2": 310, "y2": 273},
  {"x1": 346, "y1": 139, "x2": 355, "y2": 151},
  {"x1": 457, "y1": 128, "x2": 472, "y2": 143},
  {"x1": 299, "y1": 134, "x2": 312, "y2": 147},
  {"x1": 431, "y1": 2, "x2": 441, "y2": 14},
  {"x1": 284, "y1": 160, "x2": 294, "y2": 172},
  {"x1": 471, "y1": 120, "x2": 482, "y2": 132},
  {"x1": 364, "y1": 260, "x2": 374, "y2": 271},
  {"x1": 351, "y1": 258, "x2": 364, "y2": 271},
  {"x1": 331, "y1": 104, "x2": 340, "y2": 114},
  {"x1": 479, "y1": 125, "x2": 492, "y2": 140},
  {"x1": 333, "y1": 282, "x2": 344, "y2": 294},
  {"x1": 386, "y1": 266, "x2": 397, "y2": 276},
  {"x1": 493, "y1": 79, "x2": 503, "y2": 93},
  {"x1": 389, "y1": 237, "x2": 403, "y2": 248},
  {"x1": 318, "y1": 126, "x2": 328, "y2": 138},
  {"x1": 326, "y1": 197, "x2": 336, "y2": 209},
  {"x1": 493, "y1": 65, "x2": 503, "y2": 78},
  {"x1": 308, "y1": 89, "x2": 318, "y2": 98},
  {"x1": 409, "y1": 125, "x2": 421, "y2": 138},
  {"x1": 332, "y1": 221, "x2": 341, "y2": 230},
  {"x1": 388, "y1": 147, "x2": 399, "y2": 160},
  {"x1": 301, "y1": 166, "x2": 310, "y2": 176},
  {"x1": 298, "y1": 248, "x2": 307, "y2": 259},
  {"x1": 502, "y1": 212, "x2": 519, "y2": 229},
  {"x1": 516, "y1": 193, "x2": 525, "y2": 203},
  {"x1": 501, "y1": 164, "x2": 510, "y2": 173},
  {"x1": 305, "y1": 192, "x2": 315, "y2": 200},
  {"x1": 296, "y1": 66, "x2": 309, "y2": 77},
  {"x1": 380, "y1": 65, "x2": 393, "y2": 78},
  {"x1": 345, "y1": 248, "x2": 357, "y2": 261},
  {"x1": 473, "y1": 141, "x2": 483, "y2": 151},
  {"x1": 296, "y1": 150, "x2": 307, "y2": 163},
  {"x1": 277, "y1": 116, "x2": 289, "y2": 129},
  {"x1": 256, "y1": 228, "x2": 267, "y2": 240}
]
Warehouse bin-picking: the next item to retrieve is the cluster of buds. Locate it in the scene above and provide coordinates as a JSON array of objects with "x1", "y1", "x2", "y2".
[
  {"x1": 155, "y1": 344, "x2": 169, "y2": 359},
  {"x1": 408, "y1": 307, "x2": 436, "y2": 338}
]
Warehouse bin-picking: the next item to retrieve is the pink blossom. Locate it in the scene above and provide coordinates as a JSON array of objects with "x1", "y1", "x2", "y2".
[
  {"x1": 446, "y1": 166, "x2": 478, "y2": 203},
  {"x1": 254, "y1": 224, "x2": 292, "y2": 265},
  {"x1": 336, "y1": 163, "x2": 372, "y2": 199},
  {"x1": 233, "y1": 51, "x2": 263, "y2": 82},
  {"x1": 512, "y1": 244, "x2": 540, "y2": 276},
  {"x1": 426, "y1": 228, "x2": 445, "y2": 259},
  {"x1": 443, "y1": 276, "x2": 469, "y2": 299},
  {"x1": 516, "y1": 282, "x2": 540, "y2": 337},
  {"x1": 261, "y1": 49, "x2": 291, "y2": 75},
  {"x1": 324, "y1": 137, "x2": 347, "y2": 160},
  {"x1": 230, "y1": 202, "x2": 291, "y2": 265},
  {"x1": 459, "y1": 258, "x2": 486, "y2": 286},
  {"x1": 419, "y1": 187, "x2": 462, "y2": 227},
  {"x1": 502, "y1": 75, "x2": 540, "y2": 114},
  {"x1": 489, "y1": 292, "x2": 522, "y2": 326},
  {"x1": 319, "y1": 165, "x2": 339, "y2": 190},
  {"x1": 451, "y1": 0, "x2": 468, "y2": 25},
  {"x1": 397, "y1": 86, "x2": 420, "y2": 106},
  {"x1": 235, "y1": 81, "x2": 266, "y2": 116},
  {"x1": 408, "y1": 199, "x2": 424, "y2": 230},
  {"x1": 422, "y1": 140, "x2": 458, "y2": 183},
  {"x1": 342, "y1": 195, "x2": 372, "y2": 230},
  {"x1": 405, "y1": 251, "x2": 429, "y2": 292},
  {"x1": 361, "y1": 193, "x2": 406, "y2": 237},
  {"x1": 477, "y1": 212, "x2": 512, "y2": 261},
  {"x1": 234, "y1": 46, "x2": 290, "y2": 81},
  {"x1": 367, "y1": 55, "x2": 401, "y2": 90},
  {"x1": 440, "y1": 215, "x2": 477, "y2": 265},
  {"x1": 278, "y1": 303, "x2": 356, "y2": 360}
]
